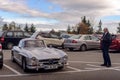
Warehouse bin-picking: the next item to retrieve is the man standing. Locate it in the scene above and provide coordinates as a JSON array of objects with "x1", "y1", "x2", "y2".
[{"x1": 101, "y1": 28, "x2": 112, "y2": 67}]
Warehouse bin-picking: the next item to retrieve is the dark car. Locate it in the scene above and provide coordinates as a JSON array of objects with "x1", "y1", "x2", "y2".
[
  {"x1": 0, "y1": 44, "x2": 3, "y2": 69},
  {"x1": 109, "y1": 34, "x2": 120, "y2": 51},
  {"x1": 0, "y1": 30, "x2": 31, "y2": 49}
]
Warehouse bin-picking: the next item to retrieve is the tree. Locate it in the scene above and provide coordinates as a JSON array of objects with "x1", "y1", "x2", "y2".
[
  {"x1": 81, "y1": 16, "x2": 87, "y2": 24},
  {"x1": 67, "y1": 25, "x2": 71, "y2": 33},
  {"x1": 88, "y1": 27, "x2": 94, "y2": 34},
  {"x1": 16, "y1": 25, "x2": 22, "y2": 31},
  {"x1": 30, "y1": 24, "x2": 36, "y2": 33},
  {"x1": 81, "y1": 16, "x2": 93, "y2": 34},
  {"x1": 96, "y1": 20, "x2": 102, "y2": 34},
  {"x1": 77, "y1": 22, "x2": 89, "y2": 34},
  {"x1": 2, "y1": 23, "x2": 8, "y2": 31},
  {"x1": 117, "y1": 23, "x2": 120, "y2": 33},
  {"x1": 9, "y1": 21, "x2": 16, "y2": 30},
  {"x1": 24, "y1": 23, "x2": 29, "y2": 32}
]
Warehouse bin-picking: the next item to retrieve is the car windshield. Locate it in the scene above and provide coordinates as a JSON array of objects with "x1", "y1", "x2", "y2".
[
  {"x1": 69, "y1": 35, "x2": 81, "y2": 39},
  {"x1": 24, "y1": 40, "x2": 45, "y2": 48}
]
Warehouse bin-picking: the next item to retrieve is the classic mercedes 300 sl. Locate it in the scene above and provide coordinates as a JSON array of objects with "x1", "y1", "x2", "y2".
[{"x1": 11, "y1": 38, "x2": 68, "y2": 72}]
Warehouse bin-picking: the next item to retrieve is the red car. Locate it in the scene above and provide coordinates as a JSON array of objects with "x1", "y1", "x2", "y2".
[
  {"x1": 109, "y1": 34, "x2": 120, "y2": 51},
  {"x1": 0, "y1": 43, "x2": 3, "y2": 69}
]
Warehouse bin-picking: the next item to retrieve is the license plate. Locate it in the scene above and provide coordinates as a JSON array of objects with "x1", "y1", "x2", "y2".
[{"x1": 44, "y1": 65, "x2": 58, "y2": 70}]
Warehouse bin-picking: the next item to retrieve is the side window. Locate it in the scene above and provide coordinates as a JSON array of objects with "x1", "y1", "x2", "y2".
[
  {"x1": 41, "y1": 33, "x2": 50, "y2": 38},
  {"x1": 14, "y1": 32, "x2": 23, "y2": 37},
  {"x1": 91, "y1": 36, "x2": 99, "y2": 41},
  {"x1": 84, "y1": 36, "x2": 91, "y2": 40},
  {"x1": 6, "y1": 32, "x2": 13, "y2": 37},
  {"x1": 50, "y1": 34, "x2": 59, "y2": 39},
  {"x1": 24, "y1": 32, "x2": 31, "y2": 37}
]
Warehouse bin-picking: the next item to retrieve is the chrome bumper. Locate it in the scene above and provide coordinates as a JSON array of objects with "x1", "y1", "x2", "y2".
[{"x1": 26, "y1": 63, "x2": 68, "y2": 70}]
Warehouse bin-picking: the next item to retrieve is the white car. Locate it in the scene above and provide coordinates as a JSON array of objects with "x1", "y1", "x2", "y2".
[
  {"x1": 11, "y1": 38, "x2": 68, "y2": 72},
  {"x1": 31, "y1": 31, "x2": 64, "y2": 48}
]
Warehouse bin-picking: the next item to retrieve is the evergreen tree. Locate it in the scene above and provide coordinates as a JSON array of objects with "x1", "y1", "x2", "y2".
[
  {"x1": 67, "y1": 25, "x2": 71, "y2": 33},
  {"x1": 82, "y1": 16, "x2": 87, "y2": 24},
  {"x1": 24, "y1": 23, "x2": 29, "y2": 32},
  {"x1": 117, "y1": 23, "x2": 120, "y2": 33},
  {"x1": 87, "y1": 20, "x2": 91, "y2": 27},
  {"x1": 30, "y1": 24, "x2": 36, "y2": 33},
  {"x1": 96, "y1": 20, "x2": 102, "y2": 34}
]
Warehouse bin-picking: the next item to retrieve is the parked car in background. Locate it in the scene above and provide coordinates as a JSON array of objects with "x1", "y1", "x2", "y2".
[
  {"x1": 60, "y1": 33, "x2": 73, "y2": 40},
  {"x1": 64, "y1": 34, "x2": 100, "y2": 51},
  {"x1": 0, "y1": 44, "x2": 3, "y2": 69},
  {"x1": 31, "y1": 31, "x2": 65, "y2": 48},
  {"x1": 11, "y1": 38, "x2": 68, "y2": 72},
  {"x1": 0, "y1": 30, "x2": 31, "y2": 49},
  {"x1": 109, "y1": 34, "x2": 120, "y2": 51}
]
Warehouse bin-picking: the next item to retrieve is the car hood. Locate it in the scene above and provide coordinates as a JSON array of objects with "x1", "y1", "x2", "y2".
[{"x1": 23, "y1": 48, "x2": 66, "y2": 60}]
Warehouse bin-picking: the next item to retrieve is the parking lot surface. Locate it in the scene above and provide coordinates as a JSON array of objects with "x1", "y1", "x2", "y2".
[{"x1": 1, "y1": 50, "x2": 120, "y2": 80}]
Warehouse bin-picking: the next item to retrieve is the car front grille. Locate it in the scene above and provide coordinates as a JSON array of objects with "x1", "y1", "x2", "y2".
[{"x1": 39, "y1": 59, "x2": 60, "y2": 65}]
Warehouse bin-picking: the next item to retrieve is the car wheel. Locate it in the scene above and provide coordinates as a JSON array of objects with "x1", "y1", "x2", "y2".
[
  {"x1": 58, "y1": 66, "x2": 64, "y2": 70},
  {"x1": 61, "y1": 44, "x2": 64, "y2": 49},
  {"x1": 22, "y1": 58, "x2": 29, "y2": 72},
  {"x1": 7, "y1": 43, "x2": 13, "y2": 49},
  {"x1": 69, "y1": 48, "x2": 73, "y2": 51},
  {"x1": 11, "y1": 51, "x2": 15, "y2": 62},
  {"x1": 80, "y1": 45, "x2": 87, "y2": 51},
  {"x1": 0, "y1": 64, "x2": 3, "y2": 69}
]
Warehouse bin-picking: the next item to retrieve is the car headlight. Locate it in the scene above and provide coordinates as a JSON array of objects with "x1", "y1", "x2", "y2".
[
  {"x1": 29, "y1": 57, "x2": 38, "y2": 66},
  {"x1": 59, "y1": 55, "x2": 68, "y2": 64}
]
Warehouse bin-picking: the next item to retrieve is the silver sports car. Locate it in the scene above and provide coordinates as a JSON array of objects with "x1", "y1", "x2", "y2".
[{"x1": 11, "y1": 38, "x2": 68, "y2": 72}]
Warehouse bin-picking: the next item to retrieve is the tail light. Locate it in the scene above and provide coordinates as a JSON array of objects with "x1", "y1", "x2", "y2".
[
  {"x1": 0, "y1": 44, "x2": 2, "y2": 51},
  {"x1": 72, "y1": 40, "x2": 77, "y2": 43},
  {"x1": 0, "y1": 37, "x2": 4, "y2": 43}
]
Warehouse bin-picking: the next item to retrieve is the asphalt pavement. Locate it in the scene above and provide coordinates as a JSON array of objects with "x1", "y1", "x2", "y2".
[{"x1": 1, "y1": 49, "x2": 120, "y2": 80}]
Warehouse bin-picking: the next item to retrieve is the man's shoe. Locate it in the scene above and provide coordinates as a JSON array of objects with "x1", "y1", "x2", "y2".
[
  {"x1": 106, "y1": 65, "x2": 111, "y2": 67},
  {"x1": 101, "y1": 64, "x2": 106, "y2": 66}
]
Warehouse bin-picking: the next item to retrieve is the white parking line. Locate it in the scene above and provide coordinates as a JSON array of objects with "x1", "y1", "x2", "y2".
[
  {"x1": 0, "y1": 74, "x2": 31, "y2": 77},
  {"x1": 69, "y1": 61, "x2": 120, "y2": 64},
  {"x1": 56, "y1": 68, "x2": 105, "y2": 74},
  {"x1": 67, "y1": 66, "x2": 81, "y2": 71},
  {"x1": 86, "y1": 64, "x2": 102, "y2": 68},
  {"x1": 3, "y1": 64, "x2": 22, "y2": 75}
]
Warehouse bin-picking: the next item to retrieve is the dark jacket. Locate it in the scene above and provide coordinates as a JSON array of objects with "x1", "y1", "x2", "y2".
[{"x1": 101, "y1": 32, "x2": 112, "y2": 47}]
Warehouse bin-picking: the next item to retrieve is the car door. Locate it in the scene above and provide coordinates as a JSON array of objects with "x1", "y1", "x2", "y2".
[
  {"x1": 14, "y1": 32, "x2": 24, "y2": 46},
  {"x1": 4, "y1": 31, "x2": 14, "y2": 48},
  {"x1": 49, "y1": 34, "x2": 63, "y2": 47},
  {"x1": 90, "y1": 35, "x2": 100, "y2": 49},
  {"x1": 83, "y1": 35, "x2": 94, "y2": 49}
]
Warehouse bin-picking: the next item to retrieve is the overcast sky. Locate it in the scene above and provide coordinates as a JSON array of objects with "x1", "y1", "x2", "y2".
[{"x1": 0, "y1": 0, "x2": 120, "y2": 33}]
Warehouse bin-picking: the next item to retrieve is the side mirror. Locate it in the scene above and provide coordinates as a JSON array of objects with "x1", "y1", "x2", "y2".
[{"x1": 19, "y1": 46, "x2": 22, "y2": 49}]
